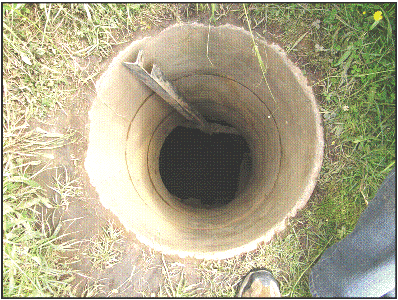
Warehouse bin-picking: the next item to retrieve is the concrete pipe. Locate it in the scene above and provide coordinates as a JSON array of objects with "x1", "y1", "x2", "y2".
[{"x1": 85, "y1": 23, "x2": 324, "y2": 259}]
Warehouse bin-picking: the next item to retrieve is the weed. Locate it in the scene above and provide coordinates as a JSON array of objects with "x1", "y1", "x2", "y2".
[
  {"x1": 85, "y1": 222, "x2": 124, "y2": 270},
  {"x1": 3, "y1": 176, "x2": 76, "y2": 297},
  {"x1": 160, "y1": 257, "x2": 199, "y2": 297},
  {"x1": 3, "y1": 88, "x2": 77, "y2": 296},
  {"x1": 242, "y1": 4, "x2": 276, "y2": 104},
  {"x1": 48, "y1": 167, "x2": 83, "y2": 209}
]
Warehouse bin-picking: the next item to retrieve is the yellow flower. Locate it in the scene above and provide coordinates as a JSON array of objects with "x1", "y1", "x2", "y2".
[
  {"x1": 374, "y1": 11, "x2": 383, "y2": 21},
  {"x1": 363, "y1": 11, "x2": 366, "y2": 15}
]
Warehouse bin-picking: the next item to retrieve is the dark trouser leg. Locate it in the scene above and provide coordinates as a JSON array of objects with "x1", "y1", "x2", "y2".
[{"x1": 309, "y1": 168, "x2": 396, "y2": 297}]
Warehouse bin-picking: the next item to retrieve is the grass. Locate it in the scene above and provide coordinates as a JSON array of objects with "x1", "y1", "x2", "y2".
[
  {"x1": 3, "y1": 130, "x2": 76, "y2": 297},
  {"x1": 3, "y1": 3, "x2": 395, "y2": 297},
  {"x1": 159, "y1": 257, "x2": 199, "y2": 297},
  {"x1": 85, "y1": 222, "x2": 124, "y2": 271},
  {"x1": 3, "y1": 54, "x2": 78, "y2": 296}
]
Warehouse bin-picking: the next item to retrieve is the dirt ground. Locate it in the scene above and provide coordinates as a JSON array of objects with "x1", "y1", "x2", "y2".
[{"x1": 30, "y1": 9, "x2": 325, "y2": 297}]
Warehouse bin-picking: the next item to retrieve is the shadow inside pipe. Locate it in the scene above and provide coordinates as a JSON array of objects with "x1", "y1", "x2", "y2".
[{"x1": 159, "y1": 123, "x2": 252, "y2": 208}]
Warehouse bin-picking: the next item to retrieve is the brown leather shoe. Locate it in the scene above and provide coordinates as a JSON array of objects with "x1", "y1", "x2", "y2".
[{"x1": 237, "y1": 270, "x2": 281, "y2": 297}]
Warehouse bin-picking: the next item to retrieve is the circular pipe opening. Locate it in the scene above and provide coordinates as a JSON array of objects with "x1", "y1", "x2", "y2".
[{"x1": 85, "y1": 24, "x2": 324, "y2": 259}]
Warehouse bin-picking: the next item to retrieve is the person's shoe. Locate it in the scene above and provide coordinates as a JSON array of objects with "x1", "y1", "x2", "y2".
[{"x1": 237, "y1": 270, "x2": 281, "y2": 297}]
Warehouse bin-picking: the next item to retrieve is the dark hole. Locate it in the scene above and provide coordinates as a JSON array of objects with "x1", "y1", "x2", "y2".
[{"x1": 159, "y1": 124, "x2": 251, "y2": 208}]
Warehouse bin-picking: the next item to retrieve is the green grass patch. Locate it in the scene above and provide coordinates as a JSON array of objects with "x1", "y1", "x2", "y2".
[
  {"x1": 3, "y1": 176, "x2": 75, "y2": 297},
  {"x1": 2, "y1": 121, "x2": 76, "y2": 296}
]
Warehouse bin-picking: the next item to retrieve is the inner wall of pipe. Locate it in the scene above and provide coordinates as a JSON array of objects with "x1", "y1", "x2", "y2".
[{"x1": 125, "y1": 75, "x2": 281, "y2": 239}]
